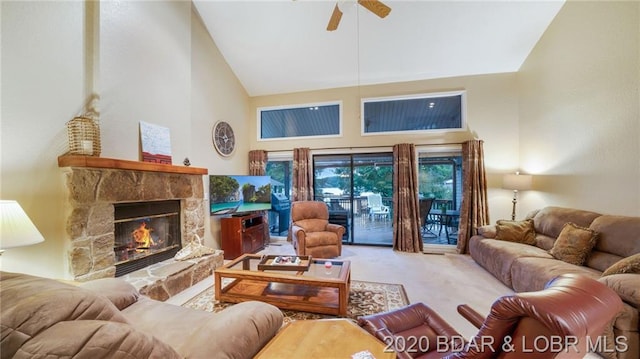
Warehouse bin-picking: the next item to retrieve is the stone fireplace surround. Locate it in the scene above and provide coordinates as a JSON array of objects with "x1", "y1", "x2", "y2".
[{"x1": 59, "y1": 156, "x2": 223, "y2": 300}]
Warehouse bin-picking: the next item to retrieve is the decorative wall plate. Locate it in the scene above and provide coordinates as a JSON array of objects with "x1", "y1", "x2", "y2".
[{"x1": 212, "y1": 121, "x2": 235, "y2": 157}]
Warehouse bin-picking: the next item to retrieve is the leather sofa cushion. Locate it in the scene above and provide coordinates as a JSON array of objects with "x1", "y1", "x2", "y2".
[{"x1": 510, "y1": 257, "x2": 601, "y2": 292}]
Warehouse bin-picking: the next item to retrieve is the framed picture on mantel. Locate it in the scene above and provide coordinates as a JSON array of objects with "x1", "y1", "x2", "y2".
[{"x1": 139, "y1": 121, "x2": 172, "y2": 164}]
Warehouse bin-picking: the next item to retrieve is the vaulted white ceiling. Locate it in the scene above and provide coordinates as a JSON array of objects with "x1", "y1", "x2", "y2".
[{"x1": 193, "y1": 0, "x2": 565, "y2": 97}]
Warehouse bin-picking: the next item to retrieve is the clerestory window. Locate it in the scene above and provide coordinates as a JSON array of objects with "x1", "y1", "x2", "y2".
[
  {"x1": 362, "y1": 91, "x2": 465, "y2": 135},
  {"x1": 258, "y1": 101, "x2": 342, "y2": 140}
]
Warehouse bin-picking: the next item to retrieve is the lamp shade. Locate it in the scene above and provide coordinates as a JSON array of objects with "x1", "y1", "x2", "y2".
[
  {"x1": 0, "y1": 200, "x2": 45, "y2": 250},
  {"x1": 503, "y1": 173, "x2": 532, "y2": 191}
]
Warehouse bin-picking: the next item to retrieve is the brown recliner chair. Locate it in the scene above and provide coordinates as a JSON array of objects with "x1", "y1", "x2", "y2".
[
  {"x1": 290, "y1": 201, "x2": 344, "y2": 258},
  {"x1": 358, "y1": 274, "x2": 623, "y2": 359}
]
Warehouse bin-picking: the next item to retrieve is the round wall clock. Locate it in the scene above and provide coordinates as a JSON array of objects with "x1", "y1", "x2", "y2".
[{"x1": 212, "y1": 121, "x2": 236, "y2": 157}]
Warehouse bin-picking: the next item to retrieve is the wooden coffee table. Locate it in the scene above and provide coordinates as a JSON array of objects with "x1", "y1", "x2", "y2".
[
  {"x1": 254, "y1": 319, "x2": 395, "y2": 358},
  {"x1": 214, "y1": 254, "x2": 351, "y2": 316}
]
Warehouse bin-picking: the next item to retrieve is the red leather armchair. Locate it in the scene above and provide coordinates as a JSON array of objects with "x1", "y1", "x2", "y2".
[
  {"x1": 290, "y1": 201, "x2": 344, "y2": 258},
  {"x1": 358, "y1": 274, "x2": 623, "y2": 359}
]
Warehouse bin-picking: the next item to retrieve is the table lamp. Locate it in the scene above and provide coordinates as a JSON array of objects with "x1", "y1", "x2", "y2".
[
  {"x1": 502, "y1": 172, "x2": 532, "y2": 220},
  {"x1": 0, "y1": 200, "x2": 45, "y2": 254}
]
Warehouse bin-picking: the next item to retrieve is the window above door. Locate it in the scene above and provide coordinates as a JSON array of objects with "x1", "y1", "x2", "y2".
[
  {"x1": 362, "y1": 91, "x2": 466, "y2": 135},
  {"x1": 258, "y1": 101, "x2": 342, "y2": 140}
]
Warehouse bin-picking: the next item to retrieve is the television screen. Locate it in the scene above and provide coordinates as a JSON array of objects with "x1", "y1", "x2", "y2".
[{"x1": 209, "y1": 175, "x2": 272, "y2": 215}]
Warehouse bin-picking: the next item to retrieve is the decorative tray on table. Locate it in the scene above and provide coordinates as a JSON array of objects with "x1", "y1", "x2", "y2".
[{"x1": 257, "y1": 255, "x2": 312, "y2": 271}]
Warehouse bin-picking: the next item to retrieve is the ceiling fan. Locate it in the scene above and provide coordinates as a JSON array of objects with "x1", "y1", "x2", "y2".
[{"x1": 326, "y1": 0, "x2": 391, "y2": 31}]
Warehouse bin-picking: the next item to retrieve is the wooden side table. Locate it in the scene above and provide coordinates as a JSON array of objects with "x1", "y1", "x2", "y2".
[{"x1": 255, "y1": 319, "x2": 395, "y2": 359}]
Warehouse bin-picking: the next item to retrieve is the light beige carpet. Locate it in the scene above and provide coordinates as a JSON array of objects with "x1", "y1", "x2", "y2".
[
  {"x1": 170, "y1": 242, "x2": 514, "y2": 339},
  {"x1": 255, "y1": 242, "x2": 515, "y2": 339},
  {"x1": 183, "y1": 280, "x2": 409, "y2": 324}
]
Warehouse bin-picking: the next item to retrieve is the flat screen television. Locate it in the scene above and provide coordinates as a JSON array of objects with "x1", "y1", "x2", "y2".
[{"x1": 209, "y1": 175, "x2": 272, "y2": 215}]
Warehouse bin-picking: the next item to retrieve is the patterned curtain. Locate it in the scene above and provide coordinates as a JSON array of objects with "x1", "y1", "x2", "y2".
[
  {"x1": 456, "y1": 140, "x2": 490, "y2": 253},
  {"x1": 287, "y1": 148, "x2": 313, "y2": 242},
  {"x1": 248, "y1": 150, "x2": 270, "y2": 242},
  {"x1": 292, "y1": 148, "x2": 313, "y2": 201},
  {"x1": 392, "y1": 143, "x2": 423, "y2": 253},
  {"x1": 248, "y1": 150, "x2": 267, "y2": 175}
]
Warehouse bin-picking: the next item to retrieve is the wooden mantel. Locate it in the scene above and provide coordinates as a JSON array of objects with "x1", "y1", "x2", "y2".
[{"x1": 58, "y1": 155, "x2": 208, "y2": 175}]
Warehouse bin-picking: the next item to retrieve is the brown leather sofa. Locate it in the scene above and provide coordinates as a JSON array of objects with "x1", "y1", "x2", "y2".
[
  {"x1": 359, "y1": 274, "x2": 623, "y2": 359},
  {"x1": 1, "y1": 271, "x2": 284, "y2": 358},
  {"x1": 290, "y1": 200, "x2": 345, "y2": 258},
  {"x1": 469, "y1": 206, "x2": 640, "y2": 359}
]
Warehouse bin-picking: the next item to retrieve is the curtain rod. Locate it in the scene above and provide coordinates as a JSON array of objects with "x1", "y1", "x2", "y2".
[{"x1": 265, "y1": 141, "x2": 470, "y2": 153}]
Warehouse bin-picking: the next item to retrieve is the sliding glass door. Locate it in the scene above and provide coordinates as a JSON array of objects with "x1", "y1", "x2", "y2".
[
  {"x1": 266, "y1": 148, "x2": 463, "y2": 249},
  {"x1": 418, "y1": 150, "x2": 463, "y2": 247},
  {"x1": 313, "y1": 153, "x2": 393, "y2": 246}
]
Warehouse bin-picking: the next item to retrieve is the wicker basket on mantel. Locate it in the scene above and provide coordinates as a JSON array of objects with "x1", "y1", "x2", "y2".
[{"x1": 66, "y1": 116, "x2": 101, "y2": 156}]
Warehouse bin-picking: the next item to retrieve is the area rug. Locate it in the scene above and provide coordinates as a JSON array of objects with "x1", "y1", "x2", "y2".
[{"x1": 182, "y1": 280, "x2": 409, "y2": 323}]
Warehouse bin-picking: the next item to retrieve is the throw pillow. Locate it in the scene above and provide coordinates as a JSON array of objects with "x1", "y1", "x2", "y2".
[
  {"x1": 549, "y1": 222, "x2": 598, "y2": 266},
  {"x1": 477, "y1": 225, "x2": 497, "y2": 238},
  {"x1": 495, "y1": 219, "x2": 536, "y2": 245},
  {"x1": 602, "y1": 253, "x2": 640, "y2": 277}
]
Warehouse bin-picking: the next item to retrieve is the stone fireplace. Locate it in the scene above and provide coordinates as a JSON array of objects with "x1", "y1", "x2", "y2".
[
  {"x1": 59, "y1": 156, "x2": 211, "y2": 282},
  {"x1": 113, "y1": 200, "x2": 182, "y2": 277}
]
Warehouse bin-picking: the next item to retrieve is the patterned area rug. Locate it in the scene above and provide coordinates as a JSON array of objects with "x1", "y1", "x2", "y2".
[{"x1": 182, "y1": 280, "x2": 409, "y2": 324}]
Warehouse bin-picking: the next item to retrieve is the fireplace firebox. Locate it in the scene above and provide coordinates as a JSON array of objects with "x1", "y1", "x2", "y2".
[{"x1": 114, "y1": 200, "x2": 181, "y2": 277}]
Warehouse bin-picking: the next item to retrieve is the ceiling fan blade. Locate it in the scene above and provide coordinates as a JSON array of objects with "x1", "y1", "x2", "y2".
[
  {"x1": 326, "y1": 3, "x2": 343, "y2": 31},
  {"x1": 357, "y1": 0, "x2": 391, "y2": 19}
]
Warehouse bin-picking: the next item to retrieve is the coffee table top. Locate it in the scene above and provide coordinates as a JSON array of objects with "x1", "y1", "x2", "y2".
[
  {"x1": 217, "y1": 253, "x2": 350, "y2": 282},
  {"x1": 255, "y1": 319, "x2": 395, "y2": 359}
]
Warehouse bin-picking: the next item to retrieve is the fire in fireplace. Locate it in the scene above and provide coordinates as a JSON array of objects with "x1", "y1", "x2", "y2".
[{"x1": 114, "y1": 200, "x2": 181, "y2": 276}]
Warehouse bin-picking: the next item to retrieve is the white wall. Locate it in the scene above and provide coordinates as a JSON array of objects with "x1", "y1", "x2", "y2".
[
  {"x1": 517, "y1": 0, "x2": 640, "y2": 216},
  {"x1": 1, "y1": 1, "x2": 85, "y2": 277},
  {"x1": 100, "y1": 1, "x2": 191, "y2": 163},
  {"x1": 1, "y1": 1, "x2": 250, "y2": 278},
  {"x1": 190, "y1": 7, "x2": 251, "y2": 248}
]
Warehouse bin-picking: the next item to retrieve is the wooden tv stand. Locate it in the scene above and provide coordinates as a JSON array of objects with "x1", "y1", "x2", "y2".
[{"x1": 220, "y1": 212, "x2": 266, "y2": 260}]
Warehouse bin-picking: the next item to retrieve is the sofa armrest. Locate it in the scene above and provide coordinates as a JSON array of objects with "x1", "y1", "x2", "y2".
[
  {"x1": 124, "y1": 298, "x2": 283, "y2": 358},
  {"x1": 79, "y1": 278, "x2": 140, "y2": 310},
  {"x1": 326, "y1": 223, "x2": 345, "y2": 239},
  {"x1": 476, "y1": 225, "x2": 497, "y2": 238},
  {"x1": 291, "y1": 224, "x2": 305, "y2": 239},
  {"x1": 598, "y1": 273, "x2": 640, "y2": 309},
  {"x1": 457, "y1": 304, "x2": 485, "y2": 329}
]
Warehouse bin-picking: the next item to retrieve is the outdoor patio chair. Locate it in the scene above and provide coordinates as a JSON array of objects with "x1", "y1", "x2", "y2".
[
  {"x1": 358, "y1": 274, "x2": 623, "y2": 359},
  {"x1": 419, "y1": 198, "x2": 438, "y2": 237},
  {"x1": 367, "y1": 194, "x2": 389, "y2": 221}
]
